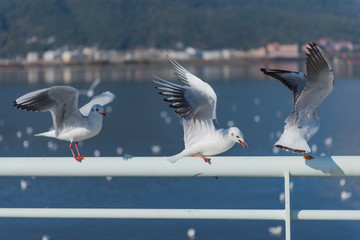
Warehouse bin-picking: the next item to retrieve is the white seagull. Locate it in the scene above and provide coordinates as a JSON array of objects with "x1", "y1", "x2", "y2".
[
  {"x1": 79, "y1": 78, "x2": 101, "y2": 97},
  {"x1": 154, "y1": 56, "x2": 247, "y2": 164},
  {"x1": 260, "y1": 42, "x2": 334, "y2": 160},
  {"x1": 13, "y1": 86, "x2": 116, "y2": 162}
]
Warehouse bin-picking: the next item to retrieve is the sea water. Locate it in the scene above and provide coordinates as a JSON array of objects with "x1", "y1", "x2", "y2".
[{"x1": 0, "y1": 62, "x2": 360, "y2": 239}]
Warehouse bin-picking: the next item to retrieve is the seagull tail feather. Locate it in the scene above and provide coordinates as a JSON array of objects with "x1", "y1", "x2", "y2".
[
  {"x1": 275, "y1": 128, "x2": 311, "y2": 154},
  {"x1": 165, "y1": 150, "x2": 188, "y2": 163},
  {"x1": 34, "y1": 130, "x2": 56, "y2": 138}
]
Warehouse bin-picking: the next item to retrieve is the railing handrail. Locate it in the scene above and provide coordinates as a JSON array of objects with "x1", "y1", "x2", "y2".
[
  {"x1": 1, "y1": 208, "x2": 360, "y2": 220},
  {"x1": 1, "y1": 155, "x2": 359, "y2": 240},
  {"x1": 0, "y1": 155, "x2": 359, "y2": 177}
]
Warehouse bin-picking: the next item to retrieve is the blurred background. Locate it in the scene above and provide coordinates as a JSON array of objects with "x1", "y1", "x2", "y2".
[{"x1": 1, "y1": 0, "x2": 360, "y2": 239}]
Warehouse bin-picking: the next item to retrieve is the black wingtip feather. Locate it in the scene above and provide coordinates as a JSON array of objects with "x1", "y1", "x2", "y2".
[
  {"x1": 274, "y1": 144, "x2": 305, "y2": 154},
  {"x1": 13, "y1": 102, "x2": 38, "y2": 112},
  {"x1": 260, "y1": 68, "x2": 300, "y2": 78},
  {"x1": 261, "y1": 68, "x2": 296, "y2": 74},
  {"x1": 153, "y1": 74, "x2": 194, "y2": 120}
]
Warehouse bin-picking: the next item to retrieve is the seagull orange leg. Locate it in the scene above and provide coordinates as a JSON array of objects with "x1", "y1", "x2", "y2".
[
  {"x1": 69, "y1": 142, "x2": 76, "y2": 159},
  {"x1": 75, "y1": 142, "x2": 81, "y2": 156},
  {"x1": 69, "y1": 142, "x2": 83, "y2": 162},
  {"x1": 74, "y1": 142, "x2": 86, "y2": 162},
  {"x1": 193, "y1": 154, "x2": 211, "y2": 164}
]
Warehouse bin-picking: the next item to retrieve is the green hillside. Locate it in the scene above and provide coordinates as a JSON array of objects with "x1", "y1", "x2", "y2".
[{"x1": 0, "y1": 0, "x2": 360, "y2": 56}]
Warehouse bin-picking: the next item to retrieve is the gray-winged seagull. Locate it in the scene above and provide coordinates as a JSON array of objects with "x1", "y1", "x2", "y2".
[
  {"x1": 14, "y1": 86, "x2": 116, "y2": 162},
  {"x1": 260, "y1": 42, "x2": 334, "y2": 160}
]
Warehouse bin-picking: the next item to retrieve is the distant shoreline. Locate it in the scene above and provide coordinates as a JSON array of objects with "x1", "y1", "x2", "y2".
[
  {"x1": 0, "y1": 57, "x2": 308, "y2": 70},
  {"x1": 2, "y1": 56, "x2": 360, "y2": 72}
]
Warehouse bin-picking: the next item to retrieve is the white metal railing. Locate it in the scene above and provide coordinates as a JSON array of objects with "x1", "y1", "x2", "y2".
[{"x1": 0, "y1": 156, "x2": 359, "y2": 240}]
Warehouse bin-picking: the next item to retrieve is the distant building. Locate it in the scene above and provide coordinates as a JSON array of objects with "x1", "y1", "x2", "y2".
[
  {"x1": 247, "y1": 47, "x2": 266, "y2": 58},
  {"x1": 124, "y1": 47, "x2": 163, "y2": 62},
  {"x1": 334, "y1": 41, "x2": 353, "y2": 52},
  {"x1": 167, "y1": 50, "x2": 192, "y2": 60},
  {"x1": 202, "y1": 50, "x2": 222, "y2": 60},
  {"x1": 61, "y1": 51, "x2": 72, "y2": 63},
  {"x1": 82, "y1": 47, "x2": 98, "y2": 61},
  {"x1": 61, "y1": 50, "x2": 87, "y2": 63},
  {"x1": 43, "y1": 50, "x2": 62, "y2": 62},
  {"x1": 307, "y1": 38, "x2": 354, "y2": 53},
  {"x1": 200, "y1": 49, "x2": 237, "y2": 61},
  {"x1": 266, "y1": 43, "x2": 299, "y2": 59},
  {"x1": 234, "y1": 50, "x2": 247, "y2": 58},
  {"x1": 222, "y1": 49, "x2": 236, "y2": 59},
  {"x1": 26, "y1": 52, "x2": 39, "y2": 63},
  {"x1": 317, "y1": 38, "x2": 336, "y2": 51}
]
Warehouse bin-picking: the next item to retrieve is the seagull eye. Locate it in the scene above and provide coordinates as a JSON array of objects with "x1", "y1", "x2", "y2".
[
  {"x1": 231, "y1": 133, "x2": 234, "y2": 136},
  {"x1": 236, "y1": 135, "x2": 240, "y2": 138},
  {"x1": 96, "y1": 108, "x2": 99, "y2": 112}
]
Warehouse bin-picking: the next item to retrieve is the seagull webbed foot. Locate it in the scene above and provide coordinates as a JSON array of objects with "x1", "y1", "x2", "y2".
[
  {"x1": 303, "y1": 153, "x2": 314, "y2": 160},
  {"x1": 203, "y1": 157, "x2": 211, "y2": 164},
  {"x1": 193, "y1": 154, "x2": 211, "y2": 164},
  {"x1": 74, "y1": 155, "x2": 85, "y2": 162}
]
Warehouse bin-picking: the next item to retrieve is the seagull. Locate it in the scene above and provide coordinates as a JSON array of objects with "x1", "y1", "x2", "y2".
[
  {"x1": 79, "y1": 78, "x2": 101, "y2": 97},
  {"x1": 154, "y1": 56, "x2": 247, "y2": 163},
  {"x1": 260, "y1": 42, "x2": 334, "y2": 160},
  {"x1": 341, "y1": 190, "x2": 352, "y2": 201},
  {"x1": 268, "y1": 225, "x2": 282, "y2": 237},
  {"x1": 13, "y1": 86, "x2": 116, "y2": 162}
]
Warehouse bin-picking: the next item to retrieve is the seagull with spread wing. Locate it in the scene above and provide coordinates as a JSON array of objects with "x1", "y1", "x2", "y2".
[
  {"x1": 14, "y1": 86, "x2": 115, "y2": 162},
  {"x1": 260, "y1": 42, "x2": 334, "y2": 160},
  {"x1": 154, "y1": 56, "x2": 247, "y2": 163}
]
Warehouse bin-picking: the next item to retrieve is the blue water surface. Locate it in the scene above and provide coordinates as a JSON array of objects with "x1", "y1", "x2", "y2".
[{"x1": 0, "y1": 62, "x2": 360, "y2": 240}]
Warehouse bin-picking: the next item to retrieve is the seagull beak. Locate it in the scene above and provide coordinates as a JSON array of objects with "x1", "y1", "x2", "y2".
[
  {"x1": 100, "y1": 112, "x2": 108, "y2": 118},
  {"x1": 238, "y1": 140, "x2": 248, "y2": 149}
]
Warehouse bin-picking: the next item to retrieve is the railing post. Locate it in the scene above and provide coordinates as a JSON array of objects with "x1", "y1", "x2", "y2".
[{"x1": 284, "y1": 170, "x2": 291, "y2": 240}]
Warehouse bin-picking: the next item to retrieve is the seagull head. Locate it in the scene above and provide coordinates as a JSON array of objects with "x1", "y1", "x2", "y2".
[
  {"x1": 90, "y1": 104, "x2": 108, "y2": 118},
  {"x1": 228, "y1": 127, "x2": 247, "y2": 149}
]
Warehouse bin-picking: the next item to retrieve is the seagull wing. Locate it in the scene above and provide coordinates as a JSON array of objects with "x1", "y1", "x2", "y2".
[
  {"x1": 154, "y1": 76, "x2": 215, "y2": 121},
  {"x1": 89, "y1": 78, "x2": 101, "y2": 92},
  {"x1": 14, "y1": 86, "x2": 83, "y2": 131},
  {"x1": 167, "y1": 56, "x2": 218, "y2": 121},
  {"x1": 260, "y1": 68, "x2": 307, "y2": 123},
  {"x1": 154, "y1": 75, "x2": 218, "y2": 148},
  {"x1": 79, "y1": 91, "x2": 116, "y2": 116},
  {"x1": 154, "y1": 57, "x2": 220, "y2": 148},
  {"x1": 295, "y1": 42, "x2": 334, "y2": 123},
  {"x1": 260, "y1": 68, "x2": 307, "y2": 100}
]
